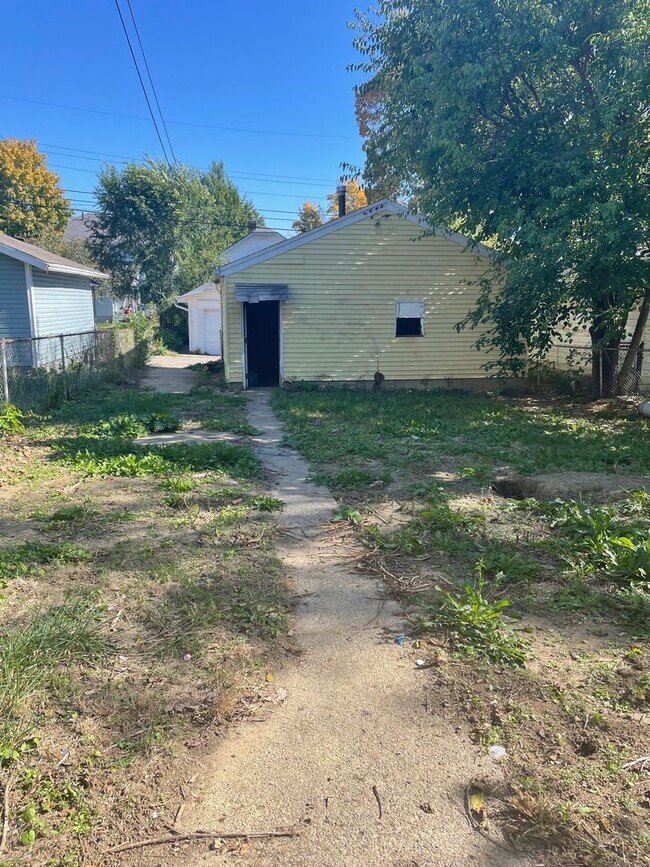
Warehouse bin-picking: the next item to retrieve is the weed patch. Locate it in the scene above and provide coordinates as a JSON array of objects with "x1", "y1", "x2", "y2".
[
  {"x1": 53, "y1": 436, "x2": 260, "y2": 478},
  {"x1": 0, "y1": 541, "x2": 91, "y2": 588},
  {"x1": 418, "y1": 566, "x2": 527, "y2": 665},
  {"x1": 0, "y1": 602, "x2": 110, "y2": 761}
]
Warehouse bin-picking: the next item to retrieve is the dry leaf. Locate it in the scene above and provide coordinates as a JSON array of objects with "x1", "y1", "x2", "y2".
[{"x1": 468, "y1": 787, "x2": 489, "y2": 830}]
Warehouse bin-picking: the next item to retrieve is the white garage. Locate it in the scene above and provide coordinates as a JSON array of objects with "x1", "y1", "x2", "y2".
[
  {"x1": 176, "y1": 281, "x2": 222, "y2": 355},
  {"x1": 176, "y1": 227, "x2": 286, "y2": 356}
]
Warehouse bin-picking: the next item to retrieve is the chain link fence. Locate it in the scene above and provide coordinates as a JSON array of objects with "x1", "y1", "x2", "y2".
[
  {"x1": 0, "y1": 328, "x2": 137, "y2": 407},
  {"x1": 535, "y1": 343, "x2": 649, "y2": 397}
]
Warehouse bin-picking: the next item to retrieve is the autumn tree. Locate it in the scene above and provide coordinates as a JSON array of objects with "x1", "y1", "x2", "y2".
[
  {"x1": 293, "y1": 202, "x2": 324, "y2": 232},
  {"x1": 354, "y1": 0, "x2": 650, "y2": 395},
  {"x1": 326, "y1": 179, "x2": 367, "y2": 216},
  {"x1": 0, "y1": 139, "x2": 71, "y2": 239}
]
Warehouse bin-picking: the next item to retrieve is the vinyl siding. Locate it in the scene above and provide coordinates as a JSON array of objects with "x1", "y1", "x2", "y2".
[
  {"x1": 224, "y1": 213, "x2": 493, "y2": 385},
  {"x1": 31, "y1": 270, "x2": 95, "y2": 337},
  {"x1": 0, "y1": 253, "x2": 30, "y2": 338}
]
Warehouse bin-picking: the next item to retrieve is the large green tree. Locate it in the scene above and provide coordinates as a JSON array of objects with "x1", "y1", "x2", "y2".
[
  {"x1": 354, "y1": 1, "x2": 650, "y2": 394},
  {"x1": 0, "y1": 139, "x2": 71, "y2": 240},
  {"x1": 90, "y1": 159, "x2": 262, "y2": 306}
]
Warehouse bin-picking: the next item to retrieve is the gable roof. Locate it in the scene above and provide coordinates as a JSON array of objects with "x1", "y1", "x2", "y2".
[
  {"x1": 216, "y1": 199, "x2": 493, "y2": 278},
  {"x1": 176, "y1": 281, "x2": 219, "y2": 302},
  {"x1": 223, "y1": 227, "x2": 286, "y2": 263},
  {"x1": 0, "y1": 233, "x2": 107, "y2": 280}
]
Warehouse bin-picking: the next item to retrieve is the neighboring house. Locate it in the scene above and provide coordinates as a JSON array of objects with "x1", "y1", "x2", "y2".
[
  {"x1": 176, "y1": 226, "x2": 285, "y2": 356},
  {"x1": 0, "y1": 233, "x2": 107, "y2": 366},
  {"x1": 64, "y1": 213, "x2": 116, "y2": 325},
  {"x1": 63, "y1": 212, "x2": 98, "y2": 243},
  {"x1": 216, "y1": 199, "x2": 496, "y2": 389}
]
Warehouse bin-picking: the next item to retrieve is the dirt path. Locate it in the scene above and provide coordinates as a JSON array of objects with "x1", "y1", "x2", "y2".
[
  {"x1": 139, "y1": 353, "x2": 214, "y2": 394},
  {"x1": 173, "y1": 391, "x2": 526, "y2": 867}
]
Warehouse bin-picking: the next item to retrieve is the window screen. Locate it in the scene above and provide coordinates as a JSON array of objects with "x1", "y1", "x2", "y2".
[{"x1": 396, "y1": 299, "x2": 424, "y2": 337}]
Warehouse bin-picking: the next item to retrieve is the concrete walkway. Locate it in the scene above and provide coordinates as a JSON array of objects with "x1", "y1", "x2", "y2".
[
  {"x1": 139, "y1": 353, "x2": 216, "y2": 394},
  {"x1": 179, "y1": 391, "x2": 524, "y2": 867}
]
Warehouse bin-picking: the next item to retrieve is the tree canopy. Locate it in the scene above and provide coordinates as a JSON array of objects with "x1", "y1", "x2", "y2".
[
  {"x1": 0, "y1": 139, "x2": 71, "y2": 240},
  {"x1": 90, "y1": 160, "x2": 262, "y2": 305},
  {"x1": 293, "y1": 181, "x2": 370, "y2": 233},
  {"x1": 354, "y1": 0, "x2": 650, "y2": 393},
  {"x1": 293, "y1": 201, "x2": 325, "y2": 232},
  {"x1": 326, "y1": 179, "x2": 368, "y2": 215}
]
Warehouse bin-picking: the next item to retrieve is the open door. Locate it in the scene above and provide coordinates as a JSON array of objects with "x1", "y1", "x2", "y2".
[{"x1": 244, "y1": 300, "x2": 280, "y2": 387}]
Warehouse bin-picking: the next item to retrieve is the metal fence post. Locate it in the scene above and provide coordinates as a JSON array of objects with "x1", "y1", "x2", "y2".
[
  {"x1": 1, "y1": 340, "x2": 9, "y2": 403},
  {"x1": 599, "y1": 350, "x2": 603, "y2": 398},
  {"x1": 60, "y1": 334, "x2": 66, "y2": 371}
]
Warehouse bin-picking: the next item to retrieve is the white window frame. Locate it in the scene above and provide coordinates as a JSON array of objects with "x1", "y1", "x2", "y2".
[{"x1": 395, "y1": 298, "x2": 425, "y2": 337}]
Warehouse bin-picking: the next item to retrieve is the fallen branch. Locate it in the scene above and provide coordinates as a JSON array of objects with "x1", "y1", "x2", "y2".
[
  {"x1": 103, "y1": 829, "x2": 298, "y2": 855},
  {"x1": 1, "y1": 774, "x2": 13, "y2": 853},
  {"x1": 372, "y1": 784, "x2": 383, "y2": 820},
  {"x1": 623, "y1": 756, "x2": 650, "y2": 771}
]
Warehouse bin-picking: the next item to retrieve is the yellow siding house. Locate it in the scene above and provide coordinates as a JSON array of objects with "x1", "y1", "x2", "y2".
[{"x1": 217, "y1": 199, "x2": 498, "y2": 389}]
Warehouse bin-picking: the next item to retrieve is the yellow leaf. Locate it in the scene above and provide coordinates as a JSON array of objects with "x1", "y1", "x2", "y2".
[
  {"x1": 265, "y1": 671, "x2": 274, "y2": 682},
  {"x1": 468, "y1": 787, "x2": 489, "y2": 830}
]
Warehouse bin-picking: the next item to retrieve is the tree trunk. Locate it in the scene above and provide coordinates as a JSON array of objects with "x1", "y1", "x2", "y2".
[
  {"x1": 589, "y1": 330, "x2": 619, "y2": 398},
  {"x1": 616, "y1": 288, "x2": 650, "y2": 395}
]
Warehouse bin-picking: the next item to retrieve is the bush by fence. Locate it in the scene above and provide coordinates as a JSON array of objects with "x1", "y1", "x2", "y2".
[
  {"x1": 0, "y1": 327, "x2": 143, "y2": 408},
  {"x1": 530, "y1": 343, "x2": 648, "y2": 397}
]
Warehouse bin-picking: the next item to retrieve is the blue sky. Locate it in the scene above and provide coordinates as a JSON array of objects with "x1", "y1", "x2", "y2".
[{"x1": 1, "y1": 0, "x2": 367, "y2": 235}]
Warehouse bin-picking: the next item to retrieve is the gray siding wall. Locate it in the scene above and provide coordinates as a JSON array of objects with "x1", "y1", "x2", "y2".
[
  {"x1": 31, "y1": 271, "x2": 96, "y2": 336},
  {"x1": 0, "y1": 253, "x2": 31, "y2": 338}
]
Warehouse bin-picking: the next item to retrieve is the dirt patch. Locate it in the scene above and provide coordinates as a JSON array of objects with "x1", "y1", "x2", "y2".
[{"x1": 493, "y1": 471, "x2": 650, "y2": 502}]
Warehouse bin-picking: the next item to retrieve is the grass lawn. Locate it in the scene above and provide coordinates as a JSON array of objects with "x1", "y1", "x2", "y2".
[
  {"x1": 273, "y1": 386, "x2": 650, "y2": 867},
  {"x1": 0, "y1": 377, "x2": 290, "y2": 863}
]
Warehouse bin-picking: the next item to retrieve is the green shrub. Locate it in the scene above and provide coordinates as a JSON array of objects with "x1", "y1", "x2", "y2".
[{"x1": 0, "y1": 403, "x2": 25, "y2": 435}]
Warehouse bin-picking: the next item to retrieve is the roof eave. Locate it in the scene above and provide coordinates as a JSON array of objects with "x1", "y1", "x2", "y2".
[
  {"x1": 0, "y1": 241, "x2": 108, "y2": 280},
  {"x1": 46, "y1": 264, "x2": 109, "y2": 280}
]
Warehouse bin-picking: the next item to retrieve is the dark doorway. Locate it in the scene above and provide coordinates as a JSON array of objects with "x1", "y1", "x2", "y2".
[{"x1": 245, "y1": 301, "x2": 280, "y2": 387}]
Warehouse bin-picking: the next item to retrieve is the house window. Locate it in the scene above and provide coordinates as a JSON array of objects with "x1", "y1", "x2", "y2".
[{"x1": 396, "y1": 299, "x2": 425, "y2": 337}]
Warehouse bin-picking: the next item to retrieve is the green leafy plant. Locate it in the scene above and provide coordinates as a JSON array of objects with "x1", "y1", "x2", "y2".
[
  {"x1": 0, "y1": 402, "x2": 25, "y2": 435},
  {"x1": 419, "y1": 564, "x2": 527, "y2": 665},
  {"x1": 54, "y1": 437, "x2": 260, "y2": 479},
  {"x1": 250, "y1": 496, "x2": 285, "y2": 512},
  {"x1": 159, "y1": 475, "x2": 197, "y2": 508},
  {"x1": 332, "y1": 505, "x2": 364, "y2": 526}
]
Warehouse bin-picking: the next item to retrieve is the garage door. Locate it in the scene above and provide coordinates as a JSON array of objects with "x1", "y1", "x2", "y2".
[{"x1": 203, "y1": 309, "x2": 221, "y2": 355}]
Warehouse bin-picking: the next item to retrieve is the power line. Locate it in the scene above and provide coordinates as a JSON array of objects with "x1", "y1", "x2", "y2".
[
  {"x1": 36, "y1": 142, "x2": 336, "y2": 182},
  {"x1": 0, "y1": 93, "x2": 358, "y2": 140},
  {"x1": 124, "y1": 0, "x2": 177, "y2": 163},
  {"x1": 47, "y1": 164, "x2": 328, "y2": 200},
  {"x1": 113, "y1": 0, "x2": 171, "y2": 165},
  {"x1": 0, "y1": 194, "x2": 298, "y2": 233}
]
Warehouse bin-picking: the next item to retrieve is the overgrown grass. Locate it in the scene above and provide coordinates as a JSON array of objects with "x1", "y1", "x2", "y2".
[
  {"x1": 273, "y1": 388, "x2": 650, "y2": 481},
  {"x1": 0, "y1": 541, "x2": 91, "y2": 588},
  {"x1": 0, "y1": 602, "x2": 110, "y2": 762},
  {"x1": 274, "y1": 386, "x2": 650, "y2": 866},
  {"x1": 53, "y1": 436, "x2": 260, "y2": 478},
  {"x1": 0, "y1": 381, "x2": 289, "y2": 860}
]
